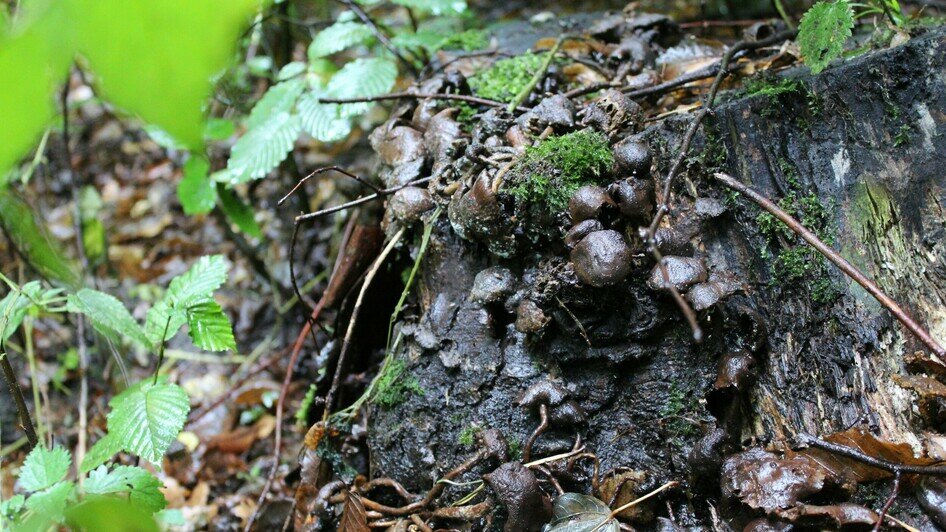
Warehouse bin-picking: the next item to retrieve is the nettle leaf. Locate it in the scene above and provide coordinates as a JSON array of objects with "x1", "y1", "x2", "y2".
[
  {"x1": 227, "y1": 111, "x2": 301, "y2": 182},
  {"x1": 107, "y1": 377, "x2": 190, "y2": 465},
  {"x1": 184, "y1": 299, "x2": 236, "y2": 352},
  {"x1": 178, "y1": 156, "x2": 216, "y2": 216},
  {"x1": 81, "y1": 433, "x2": 123, "y2": 474},
  {"x1": 19, "y1": 445, "x2": 72, "y2": 492},
  {"x1": 326, "y1": 57, "x2": 397, "y2": 117},
  {"x1": 67, "y1": 288, "x2": 150, "y2": 348},
  {"x1": 297, "y1": 91, "x2": 352, "y2": 142},
  {"x1": 1, "y1": 281, "x2": 47, "y2": 343},
  {"x1": 24, "y1": 480, "x2": 75, "y2": 517},
  {"x1": 143, "y1": 300, "x2": 187, "y2": 346},
  {"x1": 0, "y1": 189, "x2": 81, "y2": 288},
  {"x1": 166, "y1": 255, "x2": 228, "y2": 308},
  {"x1": 84, "y1": 465, "x2": 167, "y2": 513},
  {"x1": 798, "y1": 0, "x2": 855, "y2": 74},
  {"x1": 392, "y1": 0, "x2": 467, "y2": 16},
  {"x1": 308, "y1": 21, "x2": 374, "y2": 59},
  {"x1": 277, "y1": 61, "x2": 307, "y2": 81},
  {"x1": 246, "y1": 79, "x2": 304, "y2": 130}
]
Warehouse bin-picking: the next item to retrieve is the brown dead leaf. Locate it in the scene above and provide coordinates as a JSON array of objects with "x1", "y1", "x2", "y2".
[
  {"x1": 721, "y1": 448, "x2": 828, "y2": 513},
  {"x1": 775, "y1": 503, "x2": 879, "y2": 528},
  {"x1": 304, "y1": 421, "x2": 340, "y2": 450},
  {"x1": 789, "y1": 428, "x2": 937, "y2": 485},
  {"x1": 338, "y1": 492, "x2": 369, "y2": 532}
]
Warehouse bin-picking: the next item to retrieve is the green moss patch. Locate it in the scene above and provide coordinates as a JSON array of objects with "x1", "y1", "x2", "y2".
[
  {"x1": 468, "y1": 52, "x2": 545, "y2": 103},
  {"x1": 372, "y1": 359, "x2": 425, "y2": 409},
  {"x1": 507, "y1": 130, "x2": 613, "y2": 213}
]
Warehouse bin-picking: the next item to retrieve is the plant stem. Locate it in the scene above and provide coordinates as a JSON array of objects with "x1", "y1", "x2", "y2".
[
  {"x1": 0, "y1": 352, "x2": 38, "y2": 449},
  {"x1": 339, "y1": 0, "x2": 420, "y2": 76},
  {"x1": 23, "y1": 318, "x2": 45, "y2": 445},
  {"x1": 714, "y1": 172, "x2": 946, "y2": 361},
  {"x1": 508, "y1": 36, "x2": 564, "y2": 113}
]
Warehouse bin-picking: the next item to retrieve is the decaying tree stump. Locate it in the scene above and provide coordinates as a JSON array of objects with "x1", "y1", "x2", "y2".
[{"x1": 364, "y1": 23, "x2": 946, "y2": 528}]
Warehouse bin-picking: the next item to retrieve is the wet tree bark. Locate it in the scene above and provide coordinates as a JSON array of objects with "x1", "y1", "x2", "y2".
[{"x1": 366, "y1": 26, "x2": 946, "y2": 528}]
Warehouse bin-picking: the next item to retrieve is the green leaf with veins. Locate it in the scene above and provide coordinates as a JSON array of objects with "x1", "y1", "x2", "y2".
[
  {"x1": 326, "y1": 57, "x2": 398, "y2": 117},
  {"x1": 165, "y1": 255, "x2": 228, "y2": 308},
  {"x1": 67, "y1": 289, "x2": 150, "y2": 348},
  {"x1": 24, "y1": 480, "x2": 75, "y2": 518},
  {"x1": 106, "y1": 377, "x2": 190, "y2": 465},
  {"x1": 297, "y1": 91, "x2": 352, "y2": 142},
  {"x1": 84, "y1": 465, "x2": 168, "y2": 513},
  {"x1": 798, "y1": 0, "x2": 855, "y2": 74},
  {"x1": 184, "y1": 299, "x2": 237, "y2": 352},
  {"x1": 308, "y1": 21, "x2": 374, "y2": 59},
  {"x1": 80, "y1": 433, "x2": 123, "y2": 474},
  {"x1": 19, "y1": 445, "x2": 72, "y2": 492}
]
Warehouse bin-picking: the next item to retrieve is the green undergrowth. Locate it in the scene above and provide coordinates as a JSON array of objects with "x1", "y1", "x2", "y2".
[
  {"x1": 757, "y1": 160, "x2": 840, "y2": 303},
  {"x1": 744, "y1": 76, "x2": 808, "y2": 118},
  {"x1": 468, "y1": 52, "x2": 546, "y2": 103},
  {"x1": 507, "y1": 130, "x2": 613, "y2": 213}
]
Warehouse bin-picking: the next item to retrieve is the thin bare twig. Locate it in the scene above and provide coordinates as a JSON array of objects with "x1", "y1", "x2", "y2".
[
  {"x1": 874, "y1": 471, "x2": 901, "y2": 532},
  {"x1": 0, "y1": 352, "x2": 38, "y2": 449},
  {"x1": 279, "y1": 166, "x2": 381, "y2": 206},
  {"x1": 797, "y1": 434, "x2": 946, "y2": 476},
  {"x1": 714, "y1": 172, "x2": 946, "y2": 362},
  {"x1": 644, "y1": 29, "x2": 797, "y2": 342},
  {"x1": 295, "y1": 177, "x2": 431, "y2": 223},
  {"x1": 322, "y1": 228, "x2": 405, "y2": 420},
  {"x1": 318, "y1": 91, "x2": 516, "y2": 110},
  {"x1": 339, "y1": 0, "x2": 419, "y2": 76}
]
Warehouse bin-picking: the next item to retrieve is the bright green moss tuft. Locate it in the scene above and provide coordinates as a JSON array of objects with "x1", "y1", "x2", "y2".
[
  {"x1": 372, "y1": 359, "x2": 425, "y2": 409},
  {"x1": 507, "y1": 130, "x2": 614, "y2": 212},
  {"x1": 468, "y1": 52, "x2": 545, "y2": 103},
  {"x1": 438, "y1": 29, "x2": 489, "y2": 52}
]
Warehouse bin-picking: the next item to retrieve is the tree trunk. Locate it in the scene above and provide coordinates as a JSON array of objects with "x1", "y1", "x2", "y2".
[{"x1": 365, "y1": 25, "x2": 946, "y2": 528}]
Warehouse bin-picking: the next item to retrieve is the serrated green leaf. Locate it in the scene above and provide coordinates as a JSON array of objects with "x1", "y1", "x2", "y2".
[
  {"x1": 297, "y1": 91, "x2": 352, "y2": 142},
  {"x1": 66, "y1": 0, "x2": 259, "y2": 148},
  {"x1": 80, "y1": 433, "x2": 123, "y2": 474},
  {"x1": 64, "y1": 496, "x2": 159, "y2": 532},
  {"x1": 143, "y1": 300, "x2": 187, "y2": 346},
  {"x1": 216, "y1": 185, "x2": 263, "y2": 238},
  {"x1": 227, "y1": 110, "x2": 301, "y2": 182},
  {"x1": 798, "y1": 0, "x2": 855, "y2": 74},
  {"x1": 67, "y1": 289, "x2": 150, "y2": 348},
  {"x1": 19, "y1": 446, "x2": 71, "y2": 492},
  {"x1": 245, "y1": 79, "x2": 304, "y2": 129},
  {"x1": 0, "y1": 189, "x2": 81, "y2": 288},
  {"x1": 24, "y1": 481, "x2": 74, "y2": 518},
  {"x1": 1, "y1": 281, "x2": 63, "y2": 342},
  {"x1": 391, "y1": 0, "x2": 466, "y2": 15},
  {"x1": 165, "y1": 255, "x2": 228, "y2": 309},
  {"x1": 326, "y1": 57, "x2": 397, "y2": 118},
  {"x1": 184, "y1": 299, "x2": 236, "y2": 352},
  {"x1": 178, "y1": 156, "x2": 216, "y2": 215},
  {"x1": 0, "y1": 494, "x2": 25, "y2": 521},
  {"x1": 308, "y1": 21, "x2": 374, "y2": 59},
  {"x1": 84, "y1": 465, "x2": 167, "y2": 513},
  {"x1": 107, "y1": 378, "x2": 190, "y2": 465}
]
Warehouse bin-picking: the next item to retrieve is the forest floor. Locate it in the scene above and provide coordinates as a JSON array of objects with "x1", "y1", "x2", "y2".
[{"x1": 2, "y1": 1, "x2": 946, "y2": 531}]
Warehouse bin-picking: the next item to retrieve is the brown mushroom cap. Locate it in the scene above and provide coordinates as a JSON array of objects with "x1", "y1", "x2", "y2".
[{"x1": 571, "y1": 230, "x2": 633, "y2": 287}]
